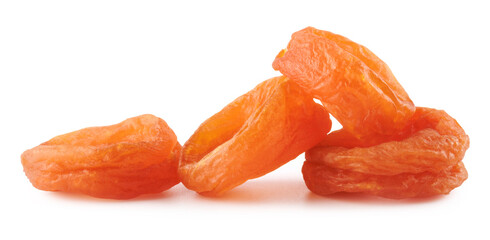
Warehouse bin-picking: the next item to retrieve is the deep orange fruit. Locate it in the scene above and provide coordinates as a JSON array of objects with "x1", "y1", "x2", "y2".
[
  {"x1": 179, "y1": 76, "x2": 332, "y2": 196},
  {"x1": 303, "y1": 107, "x2": 469, "y2": 199},
  {"x1": 273, "y1": 27, "x2": 415, "y2": 138},
  {"x1": 21, "y1": 114, "x2": 181, "y2": 199},
  {"x1": 302, "y1": 161, "x2": 467, "y2": 199}
]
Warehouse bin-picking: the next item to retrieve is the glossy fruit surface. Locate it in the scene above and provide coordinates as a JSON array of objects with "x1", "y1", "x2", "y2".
[
  {"x1": 273, "y1": 27, "x2": 415, "y2": 138},
  {"x1": 21, "y1": 114, "x2": 181, "y2": 199},
  {"x1": 302, "y1": 161, "x2": 467, "y2": 199},
  {"x1": 180, "y1": 76, "x2": 332, "y2": 196},
  {"x1": 303, "y1": 107, "x2": 469, "y2": 199}
]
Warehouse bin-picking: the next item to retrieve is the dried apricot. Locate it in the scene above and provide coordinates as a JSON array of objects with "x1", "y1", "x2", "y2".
[
  {"x1": 21, "y1": 114, "x2": 181, "y2": 199},
  {"x1": 273, "y1": 27, "x2": 415, "y2": 138},
  {"x1": 179, "y1": 76, "x2": 332, "y2": 196},
  {"x1": 302, "y1": 161, "x2": 467, "y2": 199},
  {"x1": 303, "y1": 107, "x2": 469, "y2": 198}
]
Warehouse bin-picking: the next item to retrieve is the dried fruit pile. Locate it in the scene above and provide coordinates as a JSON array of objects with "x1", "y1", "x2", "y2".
[
  {"x1": 273, "y1": 27, "x2": 469, "y2": 199},
  {"x1": 21, "y1": 27, "x2": 469, "y2": 200}
]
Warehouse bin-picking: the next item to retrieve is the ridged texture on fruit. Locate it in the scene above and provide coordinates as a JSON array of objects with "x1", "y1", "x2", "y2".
[
  {"x1": 303, "y1": 107, "x2": 469, "y2": 199},
  {"x1": 180, "y1": 76, "x2": 332, "y2": 196},
  {"x1": 273, "y1": 27, "x2": 415, "y2": 138},
  {"x1": 21, "y1": 114, "x2": 181, "y2": 199}
]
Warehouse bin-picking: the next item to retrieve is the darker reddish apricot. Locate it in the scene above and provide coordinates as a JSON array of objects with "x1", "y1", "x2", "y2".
[
  {"x1": 302, "y1": 161, "x2": 467, "y2": 199},
  {"x1": 303, "y1": 107, "x2": 469, "y2": 198}
]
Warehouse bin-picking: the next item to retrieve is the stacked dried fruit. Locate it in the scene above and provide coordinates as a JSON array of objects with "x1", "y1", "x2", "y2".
[
  {"x1": 273, "y1": 27, "x2": 469, "y2": 199},
  {"x1": 21, "y1": 27, "x2": 469, "y2": 200}
]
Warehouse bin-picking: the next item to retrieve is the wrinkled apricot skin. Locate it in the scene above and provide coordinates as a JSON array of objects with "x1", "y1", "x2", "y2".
[
  {"x1": 310, "y1": 108, "x2": 469, "y2": 175},
  {"x1": 273, "y1": 27, "x2": 415, "y2": 138},
  {"x1": 302, "y1": 161, "x2": 467, "y2": 199},
  {"x1": 179, "y1": 76, "x2": 332, "y2": 196},
  {"x1": 303, "y1": 107, "x2": 469, "y2": 199},
  {"x1": 21, "y1": 114, "x2": 181, "y2": 199}
]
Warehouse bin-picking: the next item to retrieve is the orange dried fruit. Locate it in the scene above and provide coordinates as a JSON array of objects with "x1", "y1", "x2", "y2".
[
  {"x1": 302, "y1": 161, "x2": 467, "y2": 199},
  {"x1": 179, "y1": 76, "x2": 332, "y2": 196},
  {"x1": 273, "y1": 27, "x2": 415, "y2": 138},
  {"x1": 303, "y1": 107, "x2": 469, "y2": 199},
  {"x1": 310, "y1": 107, "x2": 469, "y2": 175},
  {"x1": 21, "y1": 114, "x2": 181, "y2": 199}
]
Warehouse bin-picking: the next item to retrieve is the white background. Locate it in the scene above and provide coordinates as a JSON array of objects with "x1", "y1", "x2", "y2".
[{"x1": 1, "y1": 1, "x2": 488, "y2": 239}]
